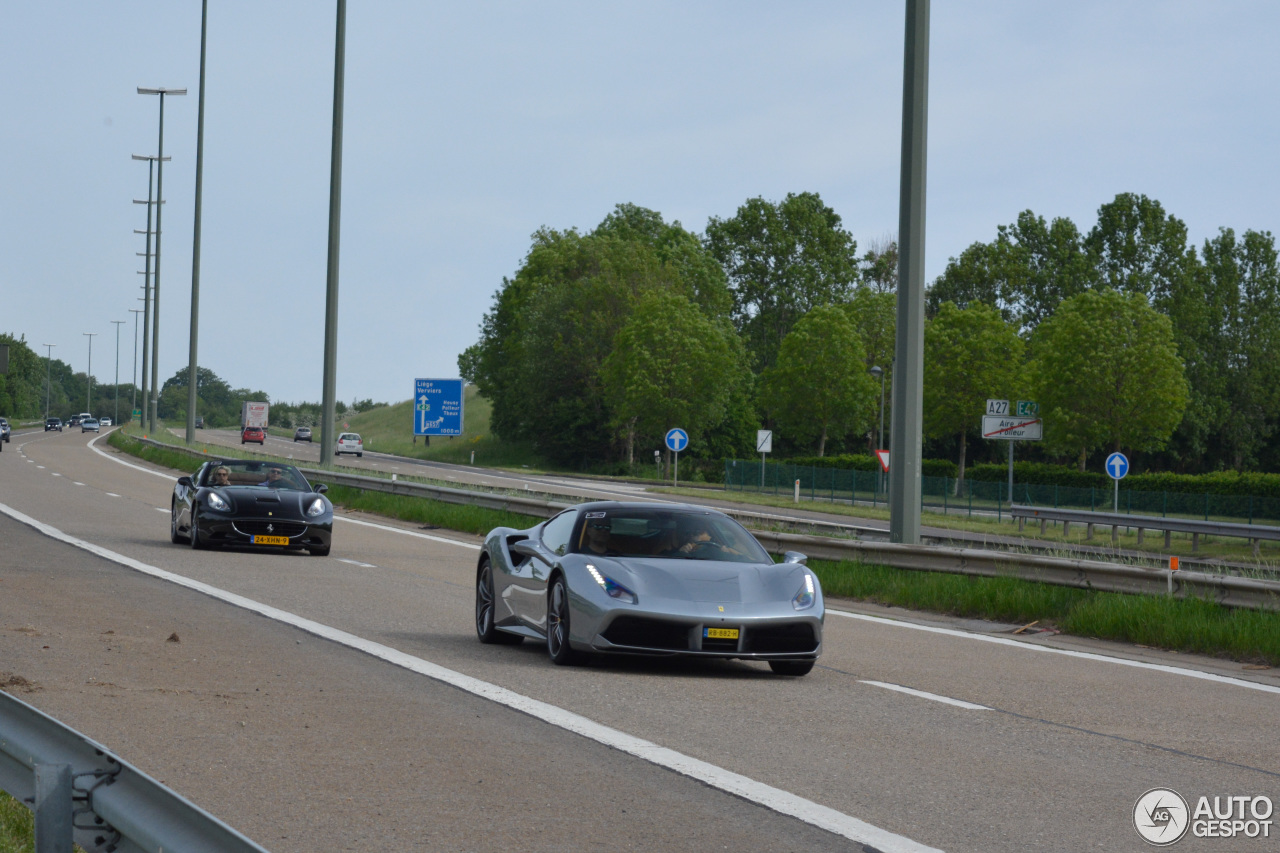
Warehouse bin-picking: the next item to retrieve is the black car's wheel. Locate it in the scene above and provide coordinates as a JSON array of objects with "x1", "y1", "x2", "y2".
[
  {"x1": 476, "y1": 559, "x2": 521, "y2": 645},
  {"x1": 546, "y1": 576, "x2": 580, "y2": 665},
  {"x1": 189, "y1": 508, "x2": 204, "y2": 550},
  {"x1": 357, "y1": 452, "x2": 362, "y2": 458},
  {"x1": 170, "y1": 500, "x2": 184, "y2": 544},
  {"x1": 308, "y1": 544, "x2": 331, "y2": 557},
  {"x1": 769, "y1": 659, "x2": 816, "y2": 677}
]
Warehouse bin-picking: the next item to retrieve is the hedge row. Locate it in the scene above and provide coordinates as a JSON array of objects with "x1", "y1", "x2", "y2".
[
  {"x1": 965, "y1": 461, "x2": 1280, "y2": 498},
  {"x1": 786, "y1": 454, "x2": 959, "y2": 479}
]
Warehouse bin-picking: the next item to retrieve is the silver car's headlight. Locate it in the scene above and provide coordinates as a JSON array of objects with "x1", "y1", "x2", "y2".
[
  {"x1": 792, "y1": 573, "x2": 816, "y2": 610},
  {"x1": 206, "y1": 491, "x2": 230, "y2": 512},
  {"x1": 306, "y1": 497, "x2": 328, "y2": 517},
  {"x1": 586, "y1": 563, "x2": 637, "y2": 605}
]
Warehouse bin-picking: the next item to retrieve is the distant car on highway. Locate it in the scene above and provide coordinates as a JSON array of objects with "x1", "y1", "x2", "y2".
[
  {"x1": 476, "y1": 501, "x2": 823, "y2": 675},
  {"x1": 68, "y1": 415, "x2": 81, "y2": 427},
  {"x1": 294, "y1": 427, "x2": 312, "y2": 442},
  {"x1": 45, "y1": 418, "x2": 63, "y2": 432},
  {"x1": 195, "y1": 417, "x2": 204, "y2": 429},
  {"x1": 0, "y1": 418, "x2": 10, "y2": 443},
  {"x1": 100, "y1": 416, "x2": 113, "y2": 427},
  {"x1": 81, "y1": 418, "x2": 100, "y2": 433},
  {"x1": 170, "y1": 458, "x2": 332, "y2": 556},
  {"x1": 335, "y1": 432, "x2": 362, "y2": 457},
  {"x1": 241, "y1": 425, "x2": 265, "y2": 445}
]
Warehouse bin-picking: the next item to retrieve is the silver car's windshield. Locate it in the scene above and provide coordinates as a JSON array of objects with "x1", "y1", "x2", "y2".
[{"x1": 573, "y1": 509, "x2": 770, "y2": 563}]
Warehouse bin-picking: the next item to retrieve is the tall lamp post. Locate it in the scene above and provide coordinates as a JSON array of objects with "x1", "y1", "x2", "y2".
[
  {"x1": 83, "y1": 333, "x2": 98, "y2": 413},
  {"x1": 138, "y1": 86, "x2": 186, "y2": 431},
  {"x1": 111, "y1": 320, "x2": 125, "y2": 427},
  {"x1": 132, "y1": 153, "x2": 167, "y2": 430},
  {"x1": 319, "y1": 0, "x2": 348, "y2": 468},
  {"x1": 42, "y1": 344, "x2": 55, "y2": 420},
  {"x1": 129, "y1": 309, "x2": 143, "y2": 419},
  {"x1": 186, "y1": 0, "x2": 209, "y2": 444}
]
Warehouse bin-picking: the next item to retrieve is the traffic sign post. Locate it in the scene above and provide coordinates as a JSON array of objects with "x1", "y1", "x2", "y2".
[
  {"x1": 413, "y1": 379, "x2": 464, "y2": 438},
  {"x1": 756, "y1": 429, "x2": 772, "y2": 488},
  {"x1": 665, "y1": 428, "x2": 688, "y2": 487},
  {"x1": 982, "y1": 400, "x2": 1042, "y2": 510},
  {"x1": 1105, "y1": 451, "x2": 1129, "y2": 513}
]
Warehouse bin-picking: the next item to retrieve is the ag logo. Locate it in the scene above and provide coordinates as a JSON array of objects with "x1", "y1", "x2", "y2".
[{"x1": 1134, "y1": 788, "x2": 1190, "y2": 846}]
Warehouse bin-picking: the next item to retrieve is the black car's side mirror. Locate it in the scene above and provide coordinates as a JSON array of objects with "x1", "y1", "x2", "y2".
[
  {"x1": 314, "y1": 484, "x2": 329, "y2": 494},
  {"x1": 177, "y1": 476, "x2": 194, "y2": 488}
]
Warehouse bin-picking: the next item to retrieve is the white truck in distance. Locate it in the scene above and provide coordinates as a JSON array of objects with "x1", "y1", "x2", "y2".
[{"x1": 241, "y1": 401, "x2": 269, "y2": 429}]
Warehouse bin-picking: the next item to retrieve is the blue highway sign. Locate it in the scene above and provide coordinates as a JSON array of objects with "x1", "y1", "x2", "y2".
[
  {"x1": 665, "y1": 428, "x2": 689, "y2": 453},
  {"x1": 414, "y1": 378, "x2": 464, "y2": 436},
  {"x1": 1105, "y1": 452, "x2": 1129, "y2": 480}
]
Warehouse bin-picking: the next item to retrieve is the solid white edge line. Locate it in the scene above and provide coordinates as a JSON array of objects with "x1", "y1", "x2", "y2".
[
  {"x1": 0, "y1": 500, "x2": 940, "y2": 853},
  {"x1": 828, "y1": 609, "x2": 1280, "y2": 695},
  {"x1": 859, "y1": 681, "x2": 990, "y2": 711}
]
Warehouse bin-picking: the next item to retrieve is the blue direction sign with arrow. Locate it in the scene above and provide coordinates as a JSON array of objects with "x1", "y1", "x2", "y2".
[
  {"x1": 414, "y1": 378, "x2": 464, "y2": 436},
  {"x1": 665, "y1": 428, "x2": 688, "y2": 453},
  {"x1": 1105, "y1": 452, "x2": 1129, "y2": 480}
]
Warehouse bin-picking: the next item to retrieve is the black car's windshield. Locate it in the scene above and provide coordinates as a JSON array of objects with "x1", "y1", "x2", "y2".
[
  {"x1": 572, "y1": 509, "x2": 770, "y2": 563},
  {"x1": 202, "y1": 460, "x2": 309, "y2": 491}
]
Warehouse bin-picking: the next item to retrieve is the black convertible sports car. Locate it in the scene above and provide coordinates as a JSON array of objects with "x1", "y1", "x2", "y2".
[
  {"x1": 476, "y1": 501, "x2": 824, "y2": 675},
  {"x1": 170, "y1": 459, "x2": 333, "y2": 556}
]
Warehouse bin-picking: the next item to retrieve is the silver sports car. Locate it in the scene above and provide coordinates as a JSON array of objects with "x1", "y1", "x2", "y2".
[{"x1": 475, "y1": 502, "x2": 823, "y2": 675}]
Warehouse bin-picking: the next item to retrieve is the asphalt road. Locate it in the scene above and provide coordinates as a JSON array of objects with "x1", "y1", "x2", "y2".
[{"x1": 2, "y1": 428, "x2": 1278, "y2": 852}]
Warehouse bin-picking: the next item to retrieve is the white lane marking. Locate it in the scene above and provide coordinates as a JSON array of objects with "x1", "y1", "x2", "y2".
[
  {"x1": 828, "y1": 609, "x2": 1280, "y2": 696},
  {"x1": 106, "y1": 493, "x2": 120, "y2": 498},
  {"x1": 859, "y1": 681, "x2": 990, "y2": 711},
  {"x1": 73, "y1": 482, "x2": 85, "y2": 486},
  {"x1": 36, "y1": 466, "x2": 45, "y2": 469},
  {"x1": 335, "y1": 514, "x2": 481, "y2": 551},
  {"x1": 0, "y1": 501, "x2": 940, "y2": 853},
  {"x1": 335, "y1": 558, "x2": 377, "y2": 569},
  {"x1": 51, "y1": 473, "x2": 62, "y2": 477},
  {"x1": 155, "y1": 508, "x2": 168, "y2": 513}
]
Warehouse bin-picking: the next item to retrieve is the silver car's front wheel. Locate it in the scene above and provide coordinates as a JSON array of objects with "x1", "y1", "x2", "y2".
[
  {"x1": 476, "y1": 559, "x2": 520, "y2": 645},
  {"x1": 546, "y1": 577, "x2": 579, "y2": 665}
]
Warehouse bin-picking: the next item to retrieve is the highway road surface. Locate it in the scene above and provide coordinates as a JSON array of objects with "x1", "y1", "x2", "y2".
[{"x1": 1, "y1": 428, "x2": 1277, "y2": 851}]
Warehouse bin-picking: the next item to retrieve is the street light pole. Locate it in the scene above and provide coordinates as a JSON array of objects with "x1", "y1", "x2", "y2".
[
  {"x1": 129, "y1": 309, "x2": 143, "y2": 419},
  {"x1": 111, "y1": 320, "x2": 125, "y2": 427},
  {"x1": 320, "y1": 0, "x2": 348, "y2": 468},
  {"x1": 132, "y1": 153, "x2": 167, "y2": 430},
  {"x1": 138, "y1": 86, "x2": 186, "y2": 432},
  {"x1": 186, "y1": 0, "x2": 209, "y2": 445},
  {"x1": 83, "y1": 333, "x2": 98, "y2": 413},
  {"x1": 42, "y1": 344, "x2": 55, "y2": 420}
]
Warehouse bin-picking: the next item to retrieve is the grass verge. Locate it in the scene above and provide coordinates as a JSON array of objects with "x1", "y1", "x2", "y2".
[
  {"x1": 0, "y1": 790, "x2": 33, "y2": 853},
  {"x1": 813, "y1": 557, "x2": 1280, "y2": 666},
  {"x1": 105, "y1": 427, "x2": 1280, "y2": 667}
]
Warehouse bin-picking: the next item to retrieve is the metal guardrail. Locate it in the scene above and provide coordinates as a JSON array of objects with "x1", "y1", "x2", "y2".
[
  {"x1": 1012, "y1": 505, "x2": 1280, "y2": 554},
  {"x1": 0, "y1": 689, "x2": 268, "y2": 853},
  {"x1": 126, "y1": 435, "x2": 1280, "y2": 610}
]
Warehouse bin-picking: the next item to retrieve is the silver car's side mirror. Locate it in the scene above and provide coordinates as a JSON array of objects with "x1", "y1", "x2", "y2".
[
  {"x1": 782, "y1": 551, "x2": 808, "y2": 565},
  {"x1": 510, "y1": 539, "x2": 542, "y2": 559}
]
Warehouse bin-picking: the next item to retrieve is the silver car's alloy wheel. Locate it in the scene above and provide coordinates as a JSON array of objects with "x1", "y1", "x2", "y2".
[
  {"x1": 475, "y1": 560, "x2": 520, "y2": 645},
  {"x1": 546, "y1": 577, "x2": 579, "y2": 665}
]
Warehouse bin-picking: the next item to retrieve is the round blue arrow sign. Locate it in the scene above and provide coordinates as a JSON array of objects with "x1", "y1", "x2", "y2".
[
  {"x1": 665, "y1": 428, "x2": 689, "y2": 452},
  {"x1": 1105, "y1": 452, "x2": 1129, "y2": 480}
]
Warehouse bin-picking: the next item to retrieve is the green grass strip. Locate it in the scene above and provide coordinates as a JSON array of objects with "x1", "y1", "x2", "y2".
[
  {"x1": 812, "y1": 557, "x2": 1280, "y2": 666},
  {"x1": 323, "y1": 485, "x2": 543, "y2": 538},
  {"x1": 0, "y1": 790, "x2": 34, "y2": 853}
]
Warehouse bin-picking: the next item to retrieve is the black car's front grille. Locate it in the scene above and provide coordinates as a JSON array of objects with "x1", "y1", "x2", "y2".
[
  {"x1": 745, "y1": 623, "x2": 818, "y2": 654},
  {"x1": 602, "y1": 616, "x2": 691, "y2": 651},
  {"x1": 234, "y1": 520, "x2": 306, "y2": 538}
]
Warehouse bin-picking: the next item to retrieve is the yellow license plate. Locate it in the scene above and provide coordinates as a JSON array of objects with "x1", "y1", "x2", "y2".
[
  {"x1": 704, "y1": 627, "x2": 739, "y2": 640},
  {"x1": 252, "y1": 535, "x2": 290, "y2": 546}
]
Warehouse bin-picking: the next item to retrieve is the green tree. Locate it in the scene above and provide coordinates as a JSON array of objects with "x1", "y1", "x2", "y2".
[
  {"x1": 758, "y1": 306, "x2": 875, "y2": 456},
  {"x1": 922, "y1": 303, "x2": 1025, "y2": 485},
  {"x1": 860, "y1": 236, "x2": 898, "y2": 293},
  {"x1": 705, "y1": 192, "x2": 860, "y2": 372},
  {"x1": 600, "y1": 290, "x2": 744, "y2": 465},
  {"x1": 1030, "y1": 289, "x2": 1189, "y2": 467}
]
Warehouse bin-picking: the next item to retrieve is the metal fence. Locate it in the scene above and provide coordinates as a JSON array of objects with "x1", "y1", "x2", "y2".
[{"x1": 724, "y1": 459, "x2": 1280, "y2": 526}]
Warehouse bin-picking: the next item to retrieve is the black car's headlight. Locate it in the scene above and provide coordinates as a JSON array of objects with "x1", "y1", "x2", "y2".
[
  {"x1": 586, "y1": 564, "x2": 637, "y2": 605},
  {"x1": 206, "y1": 491, "x2": 230, "y2": 512},
  {"x1": 305, "y1": 497, "x2": 328, "y2": 518},
  {"x1": 792, "y1": 573, "x2": 816, "y2": 610}
]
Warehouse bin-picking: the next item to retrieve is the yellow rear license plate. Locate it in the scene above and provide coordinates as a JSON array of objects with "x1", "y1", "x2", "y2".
[
  {"x1": 704, "y1": 627, "x2": 739, "y2": 640},
  {"x1": 252, "y1": 535, "x2": 290, "y2": 546}
]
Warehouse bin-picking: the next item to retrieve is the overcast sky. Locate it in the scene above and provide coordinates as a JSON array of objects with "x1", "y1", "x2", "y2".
[{"x1": 4, "y1": 2, "x2": 1277, "y2": 406}]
